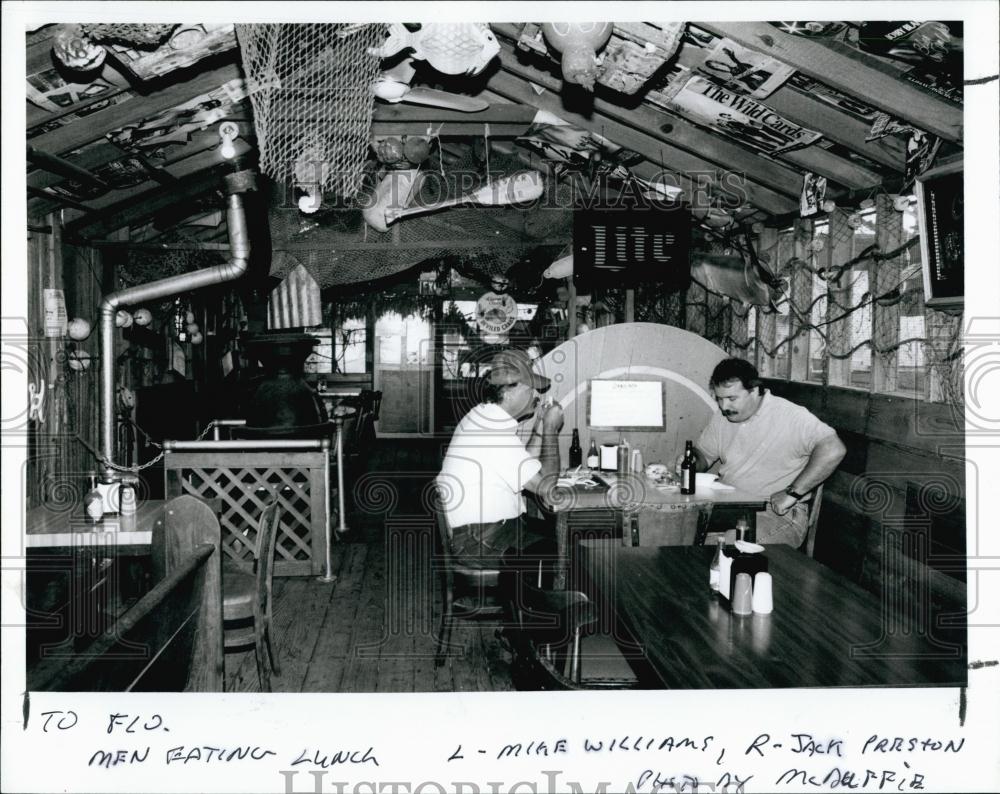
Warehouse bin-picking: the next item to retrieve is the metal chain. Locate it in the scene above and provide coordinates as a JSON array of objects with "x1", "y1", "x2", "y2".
[{"x1": 89, "y1": 422, "x2": 219, "y2": 474}]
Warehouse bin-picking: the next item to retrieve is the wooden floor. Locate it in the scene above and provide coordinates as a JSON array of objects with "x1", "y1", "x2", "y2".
[{"x1": 224, "y1": 439, "x2": 516, "y2": 693}]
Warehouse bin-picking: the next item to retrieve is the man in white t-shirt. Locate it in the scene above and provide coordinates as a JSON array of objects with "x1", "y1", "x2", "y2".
[
  {"x1": 686, "y1": 358, "x2": 847, "y2": 546},
  {"x1": 437, "y1": 348, "x2": 563, "y2": 567}
]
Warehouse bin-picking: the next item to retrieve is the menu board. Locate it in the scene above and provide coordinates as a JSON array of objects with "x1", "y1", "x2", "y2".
[
  {"x1": 916, "y1": 159, "x2": 963, "y2": 309},
  {"x1": 587, "y1": 379, "x2": 666, "y2": 431}
]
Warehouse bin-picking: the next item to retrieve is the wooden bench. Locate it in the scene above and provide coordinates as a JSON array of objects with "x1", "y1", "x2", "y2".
[{"x1": 28, "y1": 495, "x2": 223, "y2": 692}]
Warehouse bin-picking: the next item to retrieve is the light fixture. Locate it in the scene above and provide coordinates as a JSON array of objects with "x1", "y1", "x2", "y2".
[{"x1": 218, "y1": 121, "x2": 239, "y2": 160}]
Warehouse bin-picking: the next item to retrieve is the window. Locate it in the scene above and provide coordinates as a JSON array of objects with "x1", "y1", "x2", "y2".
[
  {"x1": 738, "y1": 197, "x2": 954, "y2": 403},
  {"x1": 333, "y1": 317, "x2": 367, "y2": 374}
]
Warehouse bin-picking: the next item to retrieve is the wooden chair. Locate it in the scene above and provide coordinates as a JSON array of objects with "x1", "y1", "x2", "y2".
[
  {"x1": 801, "y1": 484, "x2": 824, "y2": 558},
  {"x1": 223, "y1": 500, "x2": 282, "y2": 692},
  {"x1": 433, "y1": 488, "x2": 503, "y2": 666}
]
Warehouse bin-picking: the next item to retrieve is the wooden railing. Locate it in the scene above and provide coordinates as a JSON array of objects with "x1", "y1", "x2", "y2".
[
  {"x1": 29, "y1": 495, "x2": 223, "y2": 692},
  {"x1": 163, "y1": 439, "x2": 331, "y2": 577}
]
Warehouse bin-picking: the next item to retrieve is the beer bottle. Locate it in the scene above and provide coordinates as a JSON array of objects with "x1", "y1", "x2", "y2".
[
  {"x1": 680, "y1": 440, "x2": 696, "y2": 495},
  {"x1": 569, "y1": 429, "x2": 583, "y2": 469},
  {"x1": 586, "y1": 439, "x2": 599, "y2": 470}
]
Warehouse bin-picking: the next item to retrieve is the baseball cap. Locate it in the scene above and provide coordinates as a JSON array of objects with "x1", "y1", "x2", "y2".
[{"x1": 488, "y1": 348, "x2": 551, "y2": 391}]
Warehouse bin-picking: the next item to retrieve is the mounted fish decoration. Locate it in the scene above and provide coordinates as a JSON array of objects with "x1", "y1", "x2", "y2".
[
  {"x1": 371, "y1": 23, "x2": 500, "y2": 76},
  {"x1": 373, "y1": 58, "x2": 489, "y2": 112},
  {"x1": 384, "y1": 170, "x2": 545, "y2": 226}
]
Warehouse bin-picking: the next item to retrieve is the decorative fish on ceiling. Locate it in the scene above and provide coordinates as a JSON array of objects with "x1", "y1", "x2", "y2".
[{"x1": 371, "y1": 23, "x2": 500, "y2": 76}]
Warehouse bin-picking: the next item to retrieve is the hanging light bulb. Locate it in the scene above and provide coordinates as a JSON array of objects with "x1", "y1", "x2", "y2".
[{"x1": 218, "y1": 121, "x2": 239, "y2": 160}]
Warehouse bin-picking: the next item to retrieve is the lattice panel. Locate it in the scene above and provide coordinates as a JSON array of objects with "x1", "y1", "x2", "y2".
[{"x1": 164, "y1": 451, "x2": 329, "y2": 577}]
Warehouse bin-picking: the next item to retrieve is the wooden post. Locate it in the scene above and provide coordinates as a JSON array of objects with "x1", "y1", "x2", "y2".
[
  {"x1": 826, "y1": 211, "x2": 853, "y2": 387},
  {"x1": 567, "y1": 280, "x2": 577, "y2": 338},
  {"x1": 624, "y1": 288, "x2": 635, "y2": 323},
  {"x1": 757, "y1": 227, "x2": 779, "y2": 377},
  {"x1": 685, "y1": 280, "x2": 707, "y2": 337},
  {"x1": 873, "y1": 194, "x2": 901, "y2": 393},
  {"x1": 789, "y1": 218, "x2": 812, "y2": 381}
]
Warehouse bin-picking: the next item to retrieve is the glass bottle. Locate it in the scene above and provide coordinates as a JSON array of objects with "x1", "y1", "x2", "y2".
[
  {"x1": 119, "y1": 481, "x2": 137, "y2": 533},
  {"x1": 710, "y1": 536, "x2": 725, "y2": 591},
  {"x1": 568, "y1": 429, "x2": 583, "y2": 469},
  {"x1": 586, "y1": 439, "x2": 599, "y2": 470},
  {"x1": 84, "y1": 473, "x2": 104, "y2": 524},
  {"x1": 680, "y1": 440, "x2": 696, "y2": 494}
]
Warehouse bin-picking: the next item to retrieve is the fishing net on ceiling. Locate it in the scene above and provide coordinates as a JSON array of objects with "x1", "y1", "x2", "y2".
[
  {"x1": 266, "y1": 149, "x2": 574, "y2": 288},
  {"x1": 234, "y1": 23, "x2": 387, "y2": 200}
]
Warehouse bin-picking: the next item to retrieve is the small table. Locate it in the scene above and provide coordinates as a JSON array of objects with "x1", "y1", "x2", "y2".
[
  {"x1": 550, "y1": 473, "x2": 768, "y2": 589},
  {"x1": 25, "y1": 499, "x2": 166, "y2": 551},
  {"x1": 579, "y1": 540, "x2": 967, "y2": 688}
]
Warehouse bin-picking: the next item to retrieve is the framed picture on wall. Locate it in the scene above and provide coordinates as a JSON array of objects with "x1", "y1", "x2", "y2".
[{"x1": 916, "y1": 158, "x2": 963, "y2": 310}]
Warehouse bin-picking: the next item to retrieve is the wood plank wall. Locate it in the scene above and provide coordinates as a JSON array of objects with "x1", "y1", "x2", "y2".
[
  {"x1": 763, "y1": 379, "x2": 966, "y2": 616},
  {"x1": 26, "y1": 216, "x2": 106, "y2": 509}
]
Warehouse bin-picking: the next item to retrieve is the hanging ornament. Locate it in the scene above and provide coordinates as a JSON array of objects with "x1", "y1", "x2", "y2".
[
  {"x1": 186, "y1": 322, "x2": 200, "y2": 335},
  {"x1": 133, "y1": 308, "x2": 152, "y2": 327},
  {"x1": 190, "y1": 331, "x2": 204, "y2": 345},
  {"x1": 52, "y1": 25, "x2": 107, "y2": 71},
  {"x1": 402, "y1": 135, "x2": 432, "y2": 165},
  {"x1": 541, "y1": 22, "x2": 614, "y2": 91},
  {"x1": 67, "y1": 348, "x2": 93, "y2": 371},
  {"x1": 847, "y1": 213, "x2": 863, "y2": 229},
  {"x1": 821, "y1": 199, "x2": 837, "y2": 213},
  {"x1": 67, "y1": 317, "x2": 92, "y2": 341},
  {"x1": 893, "y1": 195, "x2": 911, "y2": 212},
  {"x1": 115, "y1": 310, "x2": 133, "y2": 328}
]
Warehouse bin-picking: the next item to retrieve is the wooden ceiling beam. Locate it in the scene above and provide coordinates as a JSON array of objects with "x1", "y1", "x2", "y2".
[
  {"x1": 28, "y1": 131, "x2": 252, "y2": 218},
  {"x1": 755, "y1": 87, "x2": 905, "y2": 171},
  {"x1": 63, "y1": 148, "x2": 243, "y2": 239},
  {"x1": 370, "y1": 103, "x2": 537, "y2": 137},
  {"x1": 495, "y1": 51, "x2": 815, "y2": 197},
  {"x1": 27, "y1": 111, "x2": 254, "y2": 192},
  {"x1": 30, "y1": 60, "x2": 243, "y2": 156},
  {"x1": 696, "y1": 22, "x2": 962, "y2": 142},
  {"x1": 83, "y1": 237, "x2": 572, "y2": 252},
  {"x1": 486, "y1": 62, "x2": 797, "y2": 215},
  {"x1": 26, "y1": 186, "x2": 97, "y2": 214},
  {"x1": 26, "y1": 145, "x2": 109, "y2": 190}
]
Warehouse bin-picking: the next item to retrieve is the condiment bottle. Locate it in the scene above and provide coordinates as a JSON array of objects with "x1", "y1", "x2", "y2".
[
  {"x1": 119, "y1": 481, "x2": 137, "y2": 533},
  {"x1": 680, "y1": 440, "x2": 696, "y2": 494},
  {"x1": 84, "y1": 473, "x2": 104, "y2": 524},
  {"x1": 709, "y1": 536, "x2": 724, "y2": 591},
  {"x1": 586, "y1": 439, "x2": 599, "y2": 470},
  {"x1": 617, "y1": 438, "x2": 631, "y2": 474}
]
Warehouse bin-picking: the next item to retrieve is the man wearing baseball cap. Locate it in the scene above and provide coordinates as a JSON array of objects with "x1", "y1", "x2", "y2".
[{"x1": 437, "y1": 347, "x2": 564, "y2": 568}]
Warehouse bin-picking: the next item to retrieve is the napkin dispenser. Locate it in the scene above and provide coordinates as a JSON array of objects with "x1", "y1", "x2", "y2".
[
  {"x1": 599, "y1": 444, "x2": 618, "y2": 471},
  {"x1": 719, "y1": 548, "x2": 768, "y2": 601}
]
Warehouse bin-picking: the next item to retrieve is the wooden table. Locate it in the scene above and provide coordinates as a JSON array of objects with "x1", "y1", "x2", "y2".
[
  {"x1": 551, "y1": 473, "x2": 768, "y2": 589},
  {"x1": 25, "y1": 499, "x2": 166, "y2": 551},
  {"x1": 579, "y1": 540, "x2": 967, "y2": 688}
]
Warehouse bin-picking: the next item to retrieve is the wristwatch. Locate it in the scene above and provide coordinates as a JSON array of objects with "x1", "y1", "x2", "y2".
[{"x1": 785, "y1": 486, "x2": 806, "y2": 500}]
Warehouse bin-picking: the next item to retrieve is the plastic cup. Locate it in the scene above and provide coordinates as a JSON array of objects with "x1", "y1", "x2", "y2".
[
  {"x1": 732, "y1": 572, "x2": 753, "y2": 615},
  {"x1": 752, "y1": 572, "x2": 773, "y2": 614}
]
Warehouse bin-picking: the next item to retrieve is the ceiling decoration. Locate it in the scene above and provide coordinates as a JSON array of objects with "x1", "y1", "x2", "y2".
[{"x1": 24, "y1": 20, "x2": 963, "y2": 288}]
